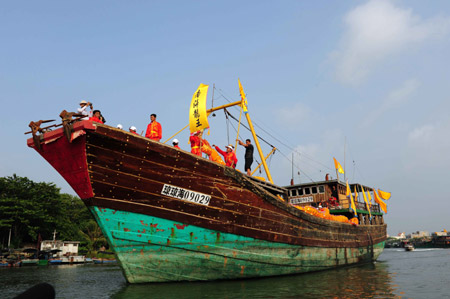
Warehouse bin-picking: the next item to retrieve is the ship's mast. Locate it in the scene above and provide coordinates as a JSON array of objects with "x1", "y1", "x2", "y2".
[
  {"x1": 205, "y1": 88, "x2": 274, "y2": 184},
  {"x1": 244, "y1": 109, "x2": 274, "y2": 184}
]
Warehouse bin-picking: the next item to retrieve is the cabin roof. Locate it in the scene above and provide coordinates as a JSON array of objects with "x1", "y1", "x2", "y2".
[
  {"x1": 283, "y1": 179, "x2": 345, "y2": 189},
  {"x1": 283, "y1": 180, "x2": 374, "y2": 192}
]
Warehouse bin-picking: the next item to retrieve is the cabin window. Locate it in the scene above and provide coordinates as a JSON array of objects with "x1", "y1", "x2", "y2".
[
  {"x1": 290, "y1": 189, "x2": 297, "y2": 197},
  {"x1": 318, "y1": 186, "x2": 325, "y2": 193},
  {"x1": 298, "y1": 188, "x2": 304, "y2": 195},
  {"x1": 304, "y1": 188, "x2": 311, "y2": 195},
  {"x1": 311, "y1": 186, "x2": 318, "y2": 194}
]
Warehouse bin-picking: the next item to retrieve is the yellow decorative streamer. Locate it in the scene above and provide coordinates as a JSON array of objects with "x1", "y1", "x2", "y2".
[
  {"x1": 373, "y1": 189, "x2": 388, "y2": 213},
  {"x1": 361, "y1": 185, "x2": 372, "y2": 219},
  {"x1": 378, "y1": 189, "x2": 391, "y2": 200},
  {"x1": 346, "y1": 180, "x2": 357, "y2": 217}
]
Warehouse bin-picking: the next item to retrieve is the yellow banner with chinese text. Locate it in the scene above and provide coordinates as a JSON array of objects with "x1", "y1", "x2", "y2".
[{"x1": 189, "y1": 84, "x2": 209, "y2": 133}]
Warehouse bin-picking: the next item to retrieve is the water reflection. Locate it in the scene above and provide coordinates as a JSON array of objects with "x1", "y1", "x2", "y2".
[{"x1": 113, "y1": 262, "x2": 398, "y2": 299}]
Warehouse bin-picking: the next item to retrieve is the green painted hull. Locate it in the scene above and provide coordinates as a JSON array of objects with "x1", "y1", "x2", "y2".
[{"x1": 90, "y1": 206, "x2": 384, "y2": 283}]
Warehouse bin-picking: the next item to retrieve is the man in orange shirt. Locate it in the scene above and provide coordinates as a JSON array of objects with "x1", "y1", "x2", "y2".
[
  {"x1": 189, "y1": 131, "x2": 202, "y2": 156},
  {"x1": 145, "y1": 114, "x2": 162, "y2": 141},
  {"x1": 214, "y1": 144, "x2": 238, "y2": 168}
]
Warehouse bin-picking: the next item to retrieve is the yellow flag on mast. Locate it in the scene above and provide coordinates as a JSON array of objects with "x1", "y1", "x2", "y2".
[
  {"x1": 373, "y1": 188, "x2": 388, "y2": 213},
  {"x1": 238, "y1": 78, "x2": 248, "y2": 113},
  {"x1": 346, "y1": 180, "x2": 357, "y2": 217},
  {"x1": 361, "y1": 185, "x2": 372, "y2": 220},
  {"x1": 378, "y1": 189, "x2": 391, "y2": 200},
  {"x1": 333, "y1": 157, "x2": 344, "y2": 174},
  {"x1": 189, "y1": 84, "x2": 210, "y2": 133}
]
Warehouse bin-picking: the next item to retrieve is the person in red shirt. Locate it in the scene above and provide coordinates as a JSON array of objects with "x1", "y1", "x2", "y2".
[
  {"x1": 129, "y1": 126, "x2": 139, "y2": 135},
  {"x1": 172, "y1": 139, "x2": 180, "y2": 149},
  {"x1": 89, "y1": 110, "x2": 103, "y2": 124},
  {"x1": 145, "y1": 114, "x2": 162, "y2": 141},
  {"x1": 189, "y1": 131, "x2": 202, "y2": 156},
  {"x1": 214, "y1": 144, "x2": 238, "y2": 168}
]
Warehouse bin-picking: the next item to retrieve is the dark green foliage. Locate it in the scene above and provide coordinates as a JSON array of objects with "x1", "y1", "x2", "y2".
[{"x1": 0, "y1": 174, "x2": 106, "y2": 251}]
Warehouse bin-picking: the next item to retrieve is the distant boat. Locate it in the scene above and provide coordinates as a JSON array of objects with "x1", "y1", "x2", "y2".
[
  {"x1": 405, "y1": 244, "x2": 415, "y2": 251},
  {"x1": 21, "y1": 259, "x2": 39, "y2": 266},
  {"x1": 60, "y1": 256, "x2": 85, "y2": 264},
  {"x1": 92, "y1": 258, "x2": 116, "y2": 264}
]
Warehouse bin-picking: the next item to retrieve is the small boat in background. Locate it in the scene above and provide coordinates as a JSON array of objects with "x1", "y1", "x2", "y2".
[
  {"x1": 405, "y1": 244, "x2": 415, "y2": 251},
  {"x1": 92, "y1": 258, "x2": 117, "y2": 264}
]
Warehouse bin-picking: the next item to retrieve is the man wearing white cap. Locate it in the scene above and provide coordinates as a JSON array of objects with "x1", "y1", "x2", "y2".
[
  {"x1": 77, "y1": 100, "x2": 93, "y2": 120},
  {"x1": 213, "y1": 144, "x2": 238, "y2": 168},
  {"x1": 172, "y1": 139, "x2": 180, "y2": 149},
  {"x1": 129, "y1": 126, "x2": 139, "y2": 135}
]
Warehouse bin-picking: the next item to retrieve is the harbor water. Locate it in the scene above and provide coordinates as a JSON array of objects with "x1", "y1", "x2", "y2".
[{"x1": 1, "y1": 248, "x2": 449, "y2": 298}]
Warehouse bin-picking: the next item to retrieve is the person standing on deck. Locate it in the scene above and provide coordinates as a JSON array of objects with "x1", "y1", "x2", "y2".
[
  {"x1": 145, "y1": 114, "x2": 162, "y2": 141},
  {"x1": 77, "y1": 100, "x2": 93, "y2": 120},
  {"x1": 190, "y1": 130, "x2": 202, "y2": 156},
  {"x1": 237, "y1": 138, "x2": 254, "y2": 176},
  {"x1": 172, "y1": 139, "x2": 180, "y2": 149},
  {"x1": 129, "y1": 126, "x2": 139, "y2": 135},
  {"x1": 89, "y1": 110, "x2": 103, "y2": 124},
  {"x1": 214, "y1": 144, "x2": 238, "y2": 168}
]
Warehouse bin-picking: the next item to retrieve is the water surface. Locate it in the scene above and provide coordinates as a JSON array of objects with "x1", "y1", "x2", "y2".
[{"x1": 2, "y1": 248, "x2": 449, "y2": 298}]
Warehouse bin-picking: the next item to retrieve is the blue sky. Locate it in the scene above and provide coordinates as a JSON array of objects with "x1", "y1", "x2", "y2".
[{"x1": 1, "y1": 0, "x2": 450, "y2": 236}]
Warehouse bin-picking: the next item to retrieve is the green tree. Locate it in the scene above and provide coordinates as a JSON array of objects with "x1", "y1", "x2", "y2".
[
  {"x1": 0, "y1": 175, "x2": 61, "y2": 247},
  {"x1": 0, "y1": 175, "x2": 107, "y2": 253}
]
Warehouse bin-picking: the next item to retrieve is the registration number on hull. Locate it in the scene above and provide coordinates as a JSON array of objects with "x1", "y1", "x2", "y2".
[{"x1": 161, "y1": 184, "x2": 211, "y2": 206}]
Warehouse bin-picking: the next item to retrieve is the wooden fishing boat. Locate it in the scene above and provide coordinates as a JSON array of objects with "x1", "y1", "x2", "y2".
[{"x1": 26, "y1": 83, "x2": 387, "y2": 283}]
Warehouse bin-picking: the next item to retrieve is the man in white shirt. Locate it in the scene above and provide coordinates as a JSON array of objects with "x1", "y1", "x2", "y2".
[{"x1": 77, "y1": 100, "x2": 93, "y2": 120}]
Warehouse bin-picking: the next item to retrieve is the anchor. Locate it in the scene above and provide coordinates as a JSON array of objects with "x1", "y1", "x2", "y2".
[
  {"x1": 25, "y1": 119, "x2": 56, "y2": 150},
  {"x1": 59, "y1": 110, "x2": 85, "y2": 143}
]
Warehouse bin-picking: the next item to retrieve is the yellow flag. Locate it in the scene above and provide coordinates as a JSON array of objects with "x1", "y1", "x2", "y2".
[
  {"x1": 361, "y1": 185, "x2": 372, "y2": 219},
  {"x1": 189, "y1": 84, "x2": 210, "y2": 133},
  {"x1": 333, "y1": 157, "x2": 344, "y2": 174},
  {"x1": 238, "y1": 79, "x2": 248, "y2": 113},
  {"x1": 373, "y1": 188, "x2": 387, "y2": 213},
  {"x1": 378, "y1": 189, "x2": 391, "y2": 200},
  {"x1": 346, "y1": 180, "x2": 357, "y2": 217},
  {"x1": 367, "y1": 189, "x2": 372, "y2": 205}
]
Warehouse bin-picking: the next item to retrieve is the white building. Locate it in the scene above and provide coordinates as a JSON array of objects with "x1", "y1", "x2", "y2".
[
  {"x1": 407, "y1": 231, "x2": 430, "y2": 239},
  {"x1": 41, "y1": 240, "x2": 80, "y2": 256}
]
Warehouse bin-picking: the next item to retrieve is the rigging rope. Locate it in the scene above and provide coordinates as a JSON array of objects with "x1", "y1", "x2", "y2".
[{"x1": 213, "y1": 86, "x2": 335, "y2": 180}]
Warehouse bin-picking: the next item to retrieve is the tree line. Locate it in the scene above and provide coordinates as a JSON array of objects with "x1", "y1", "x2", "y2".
[{"x1": 0, "y1": 175, "x2": 106, "y2": 254}]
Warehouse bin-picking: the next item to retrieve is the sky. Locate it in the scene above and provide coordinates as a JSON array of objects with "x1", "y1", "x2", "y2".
[{"x1": 1, "y1": 0, "x2": 450, "y2": 236}]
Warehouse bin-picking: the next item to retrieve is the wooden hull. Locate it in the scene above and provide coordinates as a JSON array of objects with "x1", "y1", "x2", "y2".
[
  {"x1": 91, "y1": 206, "x2": 384, "y2": 283},
  {"x1": 27, "y1": 121, "x2": 387, "y2": 283}
]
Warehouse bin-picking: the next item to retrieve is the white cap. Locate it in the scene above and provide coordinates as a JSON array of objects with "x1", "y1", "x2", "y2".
[
  {"x1": 225, "y1": 144, "x2": 234, "y2": 150},
  {"x1": 116, "y1": 124, "x2": 123, "y2": 129},
  {"x1": 172, "y1": 139, "x2": 179, "y2": 143},
  {"x1": 129, "y1": 126, "x2": 136, "y2": 131},
  {"x1": 80, "y1": 100, "x2": 87, "y2": 104}
]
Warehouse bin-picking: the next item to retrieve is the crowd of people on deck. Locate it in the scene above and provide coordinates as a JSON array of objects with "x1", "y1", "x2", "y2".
[{"x1": 77, "y1": 100, "x2": 254, "y2": 175}]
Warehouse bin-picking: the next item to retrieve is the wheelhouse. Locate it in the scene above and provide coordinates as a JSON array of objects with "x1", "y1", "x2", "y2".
[{"x1": 284, "y1": 179, "x2": 384, "y2": 226}]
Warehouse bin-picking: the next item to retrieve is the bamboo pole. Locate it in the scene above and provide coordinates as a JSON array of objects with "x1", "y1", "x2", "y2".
[{"x1": 251, "y1": 147, "x2": 276, "y2": 176}]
